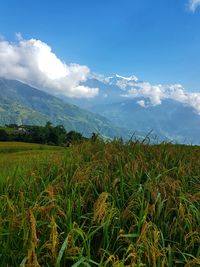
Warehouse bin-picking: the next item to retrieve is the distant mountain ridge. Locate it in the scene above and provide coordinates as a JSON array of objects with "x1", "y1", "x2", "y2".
[
  {"x1": 60, "y1": 74, "x2": 200, "y2": 144},
  {"x1": 1, "y1": 76, "x2": 200, "y2": 144},
  {"x1": 0, "y1": 78, "x2": 129, "y2": 139}
]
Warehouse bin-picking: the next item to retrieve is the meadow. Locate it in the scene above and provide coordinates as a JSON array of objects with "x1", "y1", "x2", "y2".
[{"x1": 0, "y1": 140, "x2": 200, "y2": 266}]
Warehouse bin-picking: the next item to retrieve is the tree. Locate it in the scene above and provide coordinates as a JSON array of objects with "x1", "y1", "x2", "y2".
[
  {"x1": 0, "y1": 129, "x2": 9, "y2": 141},
  {"x1": 66, "y1": 131, "x2": 84, "y2": 144}
]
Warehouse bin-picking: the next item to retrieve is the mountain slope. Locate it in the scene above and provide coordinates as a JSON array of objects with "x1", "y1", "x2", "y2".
[
  {"x1": 0, "y1": 78, "x2": 128, "y2": 138},
  {"x1": 60, "y1": 75, "x2": 200, "y2": 144},
  {"x1": 92, "y1": 99, "x2": 200, "y2": 144}
]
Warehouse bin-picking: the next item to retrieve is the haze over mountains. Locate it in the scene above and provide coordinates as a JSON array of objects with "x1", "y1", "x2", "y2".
[
  {"x1": 0, "y1": 78, "x2": 128, "y2": 139},
  {"x1": 1, "y1": 73, "x2": 200, "y2": 144},
  {"x1": 61, "y1": 74, "x2": 200, "y2": 144},
  {"x1": 1, "y1": 72, "x2": 200, "y2": 144},
  {"x1": 1, "y1": 35, "x2": 200, "y2": 144}
]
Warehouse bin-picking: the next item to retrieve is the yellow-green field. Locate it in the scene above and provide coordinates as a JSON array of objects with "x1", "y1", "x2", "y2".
[
  {"x1": 0, "y1": 141, "x2": 200, "y2": 266},
  {"x1": 0, "y1": 142, "x2": 64, "y2": 180},
  {"x1": 0, "y1": 141, "x2": 61, "y2": 151}
]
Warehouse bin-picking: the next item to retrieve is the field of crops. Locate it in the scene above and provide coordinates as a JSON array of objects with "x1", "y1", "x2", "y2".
[{"x1": 0, "y1": 141, "x2": 200, "y2": 266}]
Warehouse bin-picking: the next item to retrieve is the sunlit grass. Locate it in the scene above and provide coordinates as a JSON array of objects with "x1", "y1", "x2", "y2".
[
  {"x1": 0, "y1": 140, "x2": 200, "y2": 266},
  {"x1": 0, "y1": 141, "x2": 62, "y2": 153}
]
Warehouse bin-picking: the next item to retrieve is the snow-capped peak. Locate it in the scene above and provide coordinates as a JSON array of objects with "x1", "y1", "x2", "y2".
[
  {"x1": 90, "y1": 72, "x2": 138, "y2": 83},
  {"x1": 115, "y1": 74, "x2": 138, "y2": 82},
  {"x1": 89, "y1": 72, "x2": 139, "y2": 90}
]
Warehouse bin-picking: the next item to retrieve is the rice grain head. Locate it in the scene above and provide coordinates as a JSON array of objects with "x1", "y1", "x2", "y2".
[{"x1": 93, "y1": 192, "x2": 110, "y2": 224}]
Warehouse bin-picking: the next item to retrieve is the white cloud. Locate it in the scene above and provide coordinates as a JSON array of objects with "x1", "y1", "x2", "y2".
[
  {"x1": 126, "y1": 82, "x2": 164, "y2": 105},
  {"x1": 93, "y1": 72, "x2": 200, "y2": 115},
  {"x1": 189, "y1": 0, "x2": 200, "y2": 11},
  {"x1": 0, "y1": 36, "x2": 98, "y2": 98},
  {"x1": 124, "y1": 82, "x2": 200, "y2": 114},
  {"x1": 137, "y1": 100, "x2": 146, "y2": 107}
]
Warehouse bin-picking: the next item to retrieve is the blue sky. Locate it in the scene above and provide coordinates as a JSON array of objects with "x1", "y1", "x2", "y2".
[{"x1": 0, "y1": 0, "x2": 200, "y2": 92}]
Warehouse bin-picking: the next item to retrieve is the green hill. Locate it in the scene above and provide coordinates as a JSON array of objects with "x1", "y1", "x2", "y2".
[{"x1": 0, "y1": 78, "x2": 127, "y2": 138}]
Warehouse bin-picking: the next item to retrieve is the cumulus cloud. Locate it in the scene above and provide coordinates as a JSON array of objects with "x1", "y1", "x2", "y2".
[
  {"x1": 93, "y1": 73, "x2": 200, "y2": 114},
  {"x1": 137, "y1": 100, "x2": 146, "y2": 107},
  {"x1": 0, "y1": 36, "x2": 98, "y2": 98},
  {"x1": 189, "y1": 0, "x2": 200, "y2": 11},
  {"x1": 125, "y1": 82, "x2": 164, "y2": 105},
  {"x1": 123, "y1": 82, "x2": 200, "y2": 114}
]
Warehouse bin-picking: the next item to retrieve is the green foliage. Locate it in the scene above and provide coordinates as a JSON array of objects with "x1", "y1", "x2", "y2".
[
  {"x1": 0, "y1": 128, "x2": 8, "y2": 141},
  {"x1": 0, "y1": 123, "x2": 87, "y2": 146},
  {"x1": 0, "y1": 140, "x2": 200, "y2": 266},
  {"x1": 0, "y1": 78, "x2": 129, "y2": 139}
]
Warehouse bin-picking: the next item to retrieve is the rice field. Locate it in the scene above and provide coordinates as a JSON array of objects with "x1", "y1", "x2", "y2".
[{"x1": 0, "y1": 140, "x2": 200, "y2": 266}]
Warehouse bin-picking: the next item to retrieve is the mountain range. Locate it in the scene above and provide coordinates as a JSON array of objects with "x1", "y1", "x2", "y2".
[
  {"x1": 61, "y1": 74, "x2": 200, "y2": 144},
  {"x1": 1, "y1": 75, "x2": 200, "y2": 144},
  {"x1": 0, "y1": 78, "x2": 128, "y2": 139}
]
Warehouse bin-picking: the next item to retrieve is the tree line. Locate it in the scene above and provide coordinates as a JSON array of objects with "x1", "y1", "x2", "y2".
[{"x1": 0, "y1": 122, "x2": 99, "y2": 145}]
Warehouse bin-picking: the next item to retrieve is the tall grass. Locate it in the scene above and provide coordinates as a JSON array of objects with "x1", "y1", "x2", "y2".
[{"x1": 0, "y1": 140, "x2": 200, "y2": 266}]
